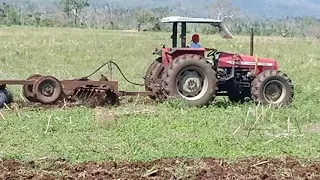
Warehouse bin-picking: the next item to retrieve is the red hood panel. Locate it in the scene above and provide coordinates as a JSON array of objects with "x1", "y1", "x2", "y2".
[{"x1": 218, "y1": 52, "x2": 278, "y2": 73}]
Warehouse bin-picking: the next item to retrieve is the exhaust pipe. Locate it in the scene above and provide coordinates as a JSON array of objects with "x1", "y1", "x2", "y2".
[{"x1": 250, "y1": 28, "x2": 254, "y2": 56}]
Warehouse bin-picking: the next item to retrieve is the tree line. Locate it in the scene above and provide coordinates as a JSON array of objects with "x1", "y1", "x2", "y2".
[{"x1": 0, "y1": 0, "x2": 319, "y2": 38}]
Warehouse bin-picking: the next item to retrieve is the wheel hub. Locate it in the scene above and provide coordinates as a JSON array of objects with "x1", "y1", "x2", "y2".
[
  {"x1": 263, "y1": 80, "x2": 286, "y2": 103},
  {"x1": 41, "y1": 83, "x2": 54, "y2": 96},
  {"x1": 178, "y1": 70, "x2": 203, "y2": 97},
  {"x1": 33, "y1": 76, "x2": 62, "y2": 104},
  {"x1": 266, "y1": 84, "x2": 281, "y2": 100}
]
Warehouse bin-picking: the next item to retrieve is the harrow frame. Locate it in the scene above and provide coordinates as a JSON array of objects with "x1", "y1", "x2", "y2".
[{"x1": 0, "y1": 74, "x2": 157, "y2": 106}]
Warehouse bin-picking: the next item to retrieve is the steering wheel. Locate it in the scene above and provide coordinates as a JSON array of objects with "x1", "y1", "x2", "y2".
[{"x1": 206, "y1": 48, "x2": 217, "y2": 57}]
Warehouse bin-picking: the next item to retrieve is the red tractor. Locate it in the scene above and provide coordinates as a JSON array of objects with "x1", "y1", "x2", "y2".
[{"x1": 144, "y1": 16, "x2": 294, "y2": 107}]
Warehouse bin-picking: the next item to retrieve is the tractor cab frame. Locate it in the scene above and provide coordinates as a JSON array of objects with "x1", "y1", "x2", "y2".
[
  {"x1": 153, "y1": 16, "x2": 233, "y2": 65},
  {"x1": 160, "y1": 16, "x2": 233, "y2": 48}
]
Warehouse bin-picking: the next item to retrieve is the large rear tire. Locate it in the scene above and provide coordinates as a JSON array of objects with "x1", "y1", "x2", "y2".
[
  {"x1": 161, "y1": 54, "x2": 217, "y2": 107},
  {"x1": 251, "y1": 70, "x2": 294, "y2": 107}
]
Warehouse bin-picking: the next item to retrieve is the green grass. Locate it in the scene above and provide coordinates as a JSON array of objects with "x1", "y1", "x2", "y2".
[{"x1": 0, "y1": 26, "x2": 319, "y2": 164}]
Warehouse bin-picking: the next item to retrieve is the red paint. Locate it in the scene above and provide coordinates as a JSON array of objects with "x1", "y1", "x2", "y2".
[
  {"x1": 161, "y1": 48, "x2": 206, "y2": 66},
  {"x1": 218, "y1": 52, "x2": 278, "y2": 75},
  {"x1": 160, "y1": 48, "x2": 278, "y2": 76}
]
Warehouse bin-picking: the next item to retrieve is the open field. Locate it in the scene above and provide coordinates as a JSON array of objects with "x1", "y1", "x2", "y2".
[{"x1": 0, "y1": 26, "x2": 320, "y2": 179}]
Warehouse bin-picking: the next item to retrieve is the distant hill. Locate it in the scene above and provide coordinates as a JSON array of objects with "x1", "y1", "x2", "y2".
[
  {"x1": 2, "y1": 0, "x2": 320, "y2": 19},
  {"x1": 87, "y1": 0, "x2": 320, "y2": 18},
  {"x1": 232, "y1": 0, "x2": 320, "y2": 18}
]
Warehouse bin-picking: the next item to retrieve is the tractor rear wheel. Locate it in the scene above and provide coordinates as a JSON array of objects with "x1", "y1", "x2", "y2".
[
  {"x1": 162, "y1": 54, "x2": 217, "y2": 107},
  {"x1": 144, "y1": 58, "x2": 164, "y2": 100},
  {"x1": 251, "y1": 70, "x2": 294, "y2": 107}
]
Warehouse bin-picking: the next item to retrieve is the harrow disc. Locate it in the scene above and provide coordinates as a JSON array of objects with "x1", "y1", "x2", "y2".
[
  {"x1": 71, "y1": 87, "x2": 119, "y2": 107},
  {"x1": 72, "y1": 88, "x2": 97, "y2": 102},
  {"x1": 33, "y1": 76, "x2": 62, "y2": 104},
  {"x1": 22, "y1": 74, "x2": 42, "y2": 102},
  {"x1": 104, "y1": 89, "x2": 119, "y2": 106}
]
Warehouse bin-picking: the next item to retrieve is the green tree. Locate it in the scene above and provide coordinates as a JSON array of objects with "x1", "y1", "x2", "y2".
[
  {"x1": 0, "y1": 2, "x2": 20, "y2": 26},
  {"x1": 60, "y1": 0, "x2": 89, "y2": 27},
  {"x1": 134, "y1": 9, "x2": 154, "y2": 32}
]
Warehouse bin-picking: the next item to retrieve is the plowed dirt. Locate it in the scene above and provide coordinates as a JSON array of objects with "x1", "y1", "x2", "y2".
[{"x1": 0, "y1": 157, "x2": 319, "y2": 180}]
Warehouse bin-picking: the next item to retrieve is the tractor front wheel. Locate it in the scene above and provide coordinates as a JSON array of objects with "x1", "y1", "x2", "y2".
[
  {"x1": 251, "y1": 70, "x2": 294, "y2": 107},
  {"x1": 162, "y1": 54, "x2": 217, "y2": 107}
]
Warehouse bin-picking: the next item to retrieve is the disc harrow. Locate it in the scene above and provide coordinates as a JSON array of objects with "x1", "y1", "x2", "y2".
[{"x1": 0, "y1": 61, "x2": 158, "y2": 108}]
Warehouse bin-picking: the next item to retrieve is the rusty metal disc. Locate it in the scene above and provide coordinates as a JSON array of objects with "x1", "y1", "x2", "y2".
[
  {"x1": 22, "y1": 74, "x2": 42, "y2": 102},
  {"x1": 32, "y1": 76, "x2": 62, "y2": 104},
  {"x1": 105, "y1": 89, "x2": 119, "y2": 106}
]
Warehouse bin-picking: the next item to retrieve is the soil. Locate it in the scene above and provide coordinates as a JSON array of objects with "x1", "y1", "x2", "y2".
[{"x1": 0, "y1": 157, "x2": 319, "y2": 180}]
